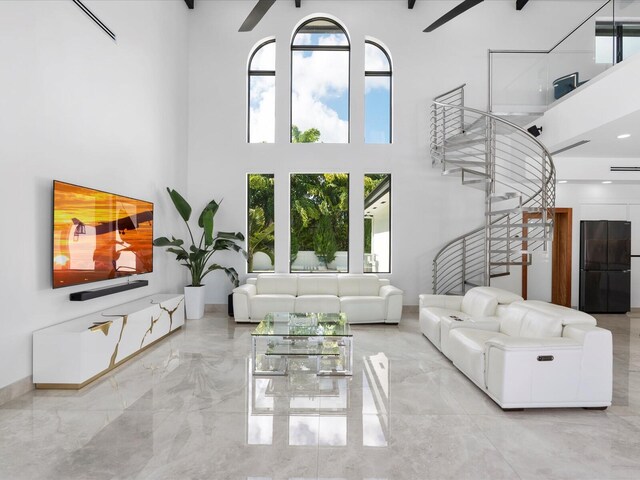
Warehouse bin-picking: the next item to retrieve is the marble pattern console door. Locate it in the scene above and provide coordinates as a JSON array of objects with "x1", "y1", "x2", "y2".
[{"x1": 33, "y1": 294, "x2": 184, "y2": 389}]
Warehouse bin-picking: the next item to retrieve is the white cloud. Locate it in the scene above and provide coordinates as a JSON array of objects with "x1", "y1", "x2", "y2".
[
  {"x1": 291, "y1": 90, "x2": 348, "y2": 143},
  {"x1": 291, "y1": 46, "x2": 349, "y2": 143},
  {"x1": 249, "y1": 76, "x2": 275, "y2": 143}
]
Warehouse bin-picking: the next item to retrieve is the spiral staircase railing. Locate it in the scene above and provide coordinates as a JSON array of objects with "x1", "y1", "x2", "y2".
[{"x1": 431, "y1": 85, "x2": 556, "y2": 294}]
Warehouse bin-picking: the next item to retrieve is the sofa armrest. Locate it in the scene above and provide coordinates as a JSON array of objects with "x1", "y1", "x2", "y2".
[
  {"x1": 380, "y1": 285, "x2": 402, "y2": 298},
  {"x1": 380, "y1": 285, "x2": 403, "y2": 323},
  {"x1": 419, "y1": 294, "x2": 463, "y2": 310},
  {"x1": 233, "y1": 284, "x2": 256, "y2": 297},
  {"x1": 232, "y1": 284, "x2": 256, "y2": 322},
  {"x1": 563, "y1": 324, "x2": 612, "y2": 402},
  {"x1": 444, "y1": 316, "x2": 500, "y2": 333},
  {"x1": 485, "y1": 336, "x2": 581, "y2": 351},
  {"x1": 562, "y1": 324, "x2": 611, "y2": 344},
  {"x1": 440, "y1": 316, "x2": 500, "y2": 357}
]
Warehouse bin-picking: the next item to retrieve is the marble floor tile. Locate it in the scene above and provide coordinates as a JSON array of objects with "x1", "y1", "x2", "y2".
[
  {"x1": 2, "y1": 312, "x2": 640, "y2": 480},
  {"x1": 472, "y1": 412, "x2": 640, "y2": 479}
]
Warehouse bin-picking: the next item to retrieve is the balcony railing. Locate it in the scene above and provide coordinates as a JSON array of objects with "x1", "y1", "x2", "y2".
[{"x1": 489, "y1": 0, "x2": 640, "y2": 116}]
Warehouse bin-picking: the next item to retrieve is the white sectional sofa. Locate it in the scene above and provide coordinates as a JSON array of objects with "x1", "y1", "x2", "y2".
[
  {"x1": 233, "y1": 273, "x2": 403, "y2": 324},
  {"x1": 420, "y1": 288, "x2": 612, "y2": 410}
]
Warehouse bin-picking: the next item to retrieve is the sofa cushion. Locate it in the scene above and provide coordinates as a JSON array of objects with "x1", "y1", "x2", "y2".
[
  {"x1": 297, "y1": 275, "x2": 338, "y2": 296},
  {"x1": 338, "y1": 275, "x2": 381, "y2": 296},
  {"x1": 448, "y1": 328, "x2": 508, "y2": 387},
  {"x1": 295, "y1": 295, "x2": 340, "y2": 314},
  {"x1": 472, "y1": 287, "x2": 523, "y2": 305},
  {"x1": 500, "y1": 303, "x2": 563, "y2": 338},
  {"x1": 250, "y1": 294, "x2": 296, "y2": 321},
  {"x1": 520, "y1": 310, "x2": 563, "y2": 338},
  {"x1": 499, "y1": 303, "x2": 528, "y2": 336},
  {"x1": 340, "y1": 296, "x2": 385, "y2": 323},
  {"x1": 461, "y1": 290, "x2": 498, "y2": 317},
  {"x1": 256, "y1": 274, "x2": 298, "y2": 295},
  {"x1": 518, "y1": 300, "x2": 597, "y2": 326}
]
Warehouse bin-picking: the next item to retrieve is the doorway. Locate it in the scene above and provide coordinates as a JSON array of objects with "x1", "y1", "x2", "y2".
[{"x1": 522, "y1": 208, "x2": 572, "y2": 307}]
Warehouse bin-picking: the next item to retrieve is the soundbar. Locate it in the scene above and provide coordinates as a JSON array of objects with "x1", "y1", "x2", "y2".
[{"x1": 70, "y1": 280, "x2": 148, "y2": 301}]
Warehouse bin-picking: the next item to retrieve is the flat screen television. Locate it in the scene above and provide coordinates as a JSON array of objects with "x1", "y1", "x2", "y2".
[{"x1": 52, "y1": 180, "x2": 154, "y2": 288}]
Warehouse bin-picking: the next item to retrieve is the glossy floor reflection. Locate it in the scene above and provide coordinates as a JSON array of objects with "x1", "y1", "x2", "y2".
[{"x1": 1, "y1": 312, "x2": 640, "y2": 479}]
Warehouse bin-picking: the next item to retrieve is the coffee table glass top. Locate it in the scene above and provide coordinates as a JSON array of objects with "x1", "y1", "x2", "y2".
[{"x1": 252, "y1": 312, "x2": 351, "y2": 337}]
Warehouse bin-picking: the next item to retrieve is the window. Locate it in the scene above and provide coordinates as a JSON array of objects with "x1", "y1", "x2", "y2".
[
  {"x1": 596, "y1": 22, "x2": 640, "y2": 64},
  {"x1": 290, "y1": 174, "x2": 349, "y2": 272},
  {"x1": 248, "y1": 174, "x2": 275, "y2": 272},
  {"x1": 365, "y1": 41, "x2": 392, "y2": 143},
  {"x1": 291, "y1": 18, "x2": 350, "y2": 143},
  {"x1": 364, "y1": 174, "x2": 390, "y2": 272},
  {"x1": 248, "y1": 40, "x2": 275, "y2": 143}
]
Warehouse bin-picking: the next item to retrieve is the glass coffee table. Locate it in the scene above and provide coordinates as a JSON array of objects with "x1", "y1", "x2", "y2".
[{"x1": 251, "y1": 312, "x2": 353, "y2": 376}]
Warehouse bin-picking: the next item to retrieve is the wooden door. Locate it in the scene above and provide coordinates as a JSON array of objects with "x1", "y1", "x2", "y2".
[{"x1": 522, "y1": 208, "x2": 572, "y2": 306}]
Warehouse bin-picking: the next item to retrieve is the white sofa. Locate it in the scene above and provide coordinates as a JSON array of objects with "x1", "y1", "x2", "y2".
[
  {"x1": 233, "y1": 273, "x2": 403, "y2": 324},
  {"x1": 420, "y1": 289, "x2": 612, "y2": 410}
]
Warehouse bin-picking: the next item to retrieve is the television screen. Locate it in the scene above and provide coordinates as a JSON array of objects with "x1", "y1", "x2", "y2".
[{"x1": 52, "y1": 181, "x2": 154, "y2": 288}]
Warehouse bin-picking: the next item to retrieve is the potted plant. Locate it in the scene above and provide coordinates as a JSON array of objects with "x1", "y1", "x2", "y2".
[{"x1": 153, "y1": 188, "x2": 246, "y2": 319}]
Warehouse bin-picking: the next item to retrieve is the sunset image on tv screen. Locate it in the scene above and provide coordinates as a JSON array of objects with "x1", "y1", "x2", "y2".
[{"x1": 52, "y1": 181, "x2": 153, "y2": 288}]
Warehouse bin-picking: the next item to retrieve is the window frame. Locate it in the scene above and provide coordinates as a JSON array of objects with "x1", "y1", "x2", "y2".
[
  {"x1": 289, "y1": 172, "x2": 350, "y2": 273},
  {"x1": 364, "y1": 173, "x2": 391, "y2": 273},
  {"x1": 290, "y1": 17, "x2": 351, "y2": 143},
  {"x1": 248, "y1": 39, "x2": 276, "y2": 143},
  {"x1": 247, "y1": 173, "x2": 275, "y2": 273},
  {"x1": 364, "y1": 40, "x2": 392, "y2": 144}
]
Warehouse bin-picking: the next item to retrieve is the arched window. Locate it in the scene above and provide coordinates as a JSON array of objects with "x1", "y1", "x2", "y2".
[
  {"x1": 365, "y1": 40, "x2": 392, "y2": 143},
  {"x1": 291, "y1": 18, "x2": 350, "y2": 143},
  {"x1": 248, "y1": 39, "x2": 275, "y2": 143}
]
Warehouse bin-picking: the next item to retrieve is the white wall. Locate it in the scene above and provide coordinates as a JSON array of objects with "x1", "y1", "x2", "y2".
[
  {"x1": 187, "y1": 0, "x2": 601, "y2": 305},
  {"x1": 372, "y1": 202, "x2": 390, "y2": 272},
  {"x1": 0, "y1": 1, "x2": 189, "y2": 389}
]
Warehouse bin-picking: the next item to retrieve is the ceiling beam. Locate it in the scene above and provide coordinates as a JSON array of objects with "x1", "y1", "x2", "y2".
[
  {"x1": 184, "y1": 0, "x2": 194, "y2": 9},
  {"x1": 424, "y1": 0, "x2": 484, "y2": 33},
  {"x1": 409, "y1": 0, "x2": 416, "y2": 9},
  {"x1": 295, "y1": 0, "x2": 301, "y2": 7},
  {"x1": 516, "y1": 0, "x2": 530, "y2": 10},
  {"x1": 239, "y1": 0, "x2": 276, "y2": 32}
]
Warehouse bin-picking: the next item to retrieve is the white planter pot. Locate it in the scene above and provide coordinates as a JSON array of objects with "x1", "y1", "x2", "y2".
[{"x1": 184, "y1": 285, "x2": 206, "y2": 320}]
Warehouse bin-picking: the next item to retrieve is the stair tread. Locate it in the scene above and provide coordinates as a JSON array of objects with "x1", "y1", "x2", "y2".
[
  {"x1": 492, "y1": 251, "x2": 533, "y2": 256},
  {"x1": 488, "y1": 223, "x2": 552, "y2": 228},
  {"x1": 489, "y1": 272, "x2": 511, "y2": 279},
  {"x1": 444, "y1": 137, "x2": 485, "y2": 148},
  {"x1": 487, "y1": 236, "x2": 548, "y2": 241},
  {"x1": 489, "y1": 192, "x2": 521, "y2": 201}
]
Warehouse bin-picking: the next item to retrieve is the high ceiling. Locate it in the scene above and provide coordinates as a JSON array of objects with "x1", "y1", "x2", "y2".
[{"x1": 183, "y1": 0, "x2": 531, "y2": 33}]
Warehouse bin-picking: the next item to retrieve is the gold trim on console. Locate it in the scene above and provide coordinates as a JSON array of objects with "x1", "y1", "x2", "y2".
[
  {"x1": 35, "y1": 326, "x2": 183, "y2": 390},
  {"x1": 89, "y1": 321, "x2": 113, "y2": 336}
]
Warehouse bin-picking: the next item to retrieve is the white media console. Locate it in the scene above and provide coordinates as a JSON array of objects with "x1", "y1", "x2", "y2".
[{"x1": 33, "y1": 294, "x2": 184, "y2": 389}]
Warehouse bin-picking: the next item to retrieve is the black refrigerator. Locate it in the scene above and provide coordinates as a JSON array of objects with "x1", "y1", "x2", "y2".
[{"x1": 579, "y1": 220, "x2": 631, "y2": 313}]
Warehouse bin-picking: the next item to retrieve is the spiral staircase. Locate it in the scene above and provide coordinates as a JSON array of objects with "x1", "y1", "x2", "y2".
[{"x1": 430, "y1": 84, "x2": 556, "y2": 295}]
